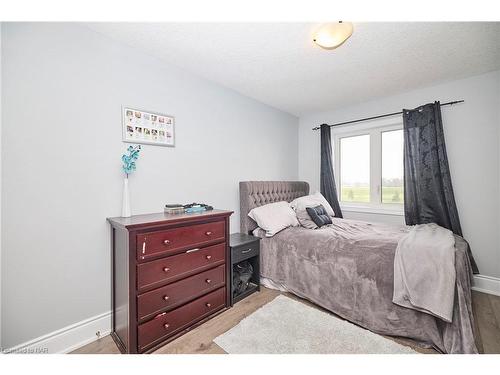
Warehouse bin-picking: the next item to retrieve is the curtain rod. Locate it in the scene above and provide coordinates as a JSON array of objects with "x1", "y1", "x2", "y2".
[{"x1": 311, "y1": 100, "x2": 464, "y2": 131}]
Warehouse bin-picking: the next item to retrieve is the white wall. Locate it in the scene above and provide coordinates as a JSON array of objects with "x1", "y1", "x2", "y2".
[
  {"x1": 299, "y1": 70, "x2": 500, "y2": 279},
  {"x1": 1, "y1": 23, "x2": 298, "y2": 348},
  {"x1": 0, "y1": 22, "x2": 3, "y2": 348}
]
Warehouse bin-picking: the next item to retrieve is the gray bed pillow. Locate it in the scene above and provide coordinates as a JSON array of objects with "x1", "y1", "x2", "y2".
[{"x1": 295, "y1": 209, "x2": 319, "y2": 229}]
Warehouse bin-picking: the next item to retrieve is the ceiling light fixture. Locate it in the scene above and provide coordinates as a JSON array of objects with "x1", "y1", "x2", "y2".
[{"x1": 313, "y1": 21, "x2": 353, "y2": 50}]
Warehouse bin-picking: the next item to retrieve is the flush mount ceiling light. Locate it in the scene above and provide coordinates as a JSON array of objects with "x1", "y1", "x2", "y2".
[{"x1": 313, "y1": 21, "x2": 353, "y2": 50}]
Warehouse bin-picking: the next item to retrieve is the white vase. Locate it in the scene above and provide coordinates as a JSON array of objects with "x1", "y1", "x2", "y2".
[{"x1": 122, "y1": 177, "x2": 131, "y2": 217}]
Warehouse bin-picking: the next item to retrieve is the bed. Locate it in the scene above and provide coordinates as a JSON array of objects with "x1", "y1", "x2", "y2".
[{"x1": 239, "y1": 181, "x2": 478, "y2": 354}]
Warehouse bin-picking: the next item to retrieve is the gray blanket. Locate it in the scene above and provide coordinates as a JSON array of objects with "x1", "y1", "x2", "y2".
[
  {"x1": 258, "y1": 218, "x2": 478, "y2": 354},
  {"x1": 393, "y1": 223, "x2": 456, "y2": 322}
]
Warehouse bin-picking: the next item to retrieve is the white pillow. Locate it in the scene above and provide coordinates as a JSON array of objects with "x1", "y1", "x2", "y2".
[
  {"x1": 290, "y1": 192, "x2": 335, "y2": 229},
  {"x1": 291, "y1": 192, "x2": 335, "y2": 216},
  {"x1": 248, "y1": 201, "x2": 299, "y2": 237},
  {"x1": 252, "y1": 227, "x2": 267, "y2": 238}
]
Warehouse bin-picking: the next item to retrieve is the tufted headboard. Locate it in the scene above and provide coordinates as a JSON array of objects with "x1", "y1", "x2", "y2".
[{"x1": 239, "y1": 181, "x2": 310, "y2": 234}]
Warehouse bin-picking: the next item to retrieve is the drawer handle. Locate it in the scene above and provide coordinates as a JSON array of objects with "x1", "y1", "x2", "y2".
[
  {"x1": 163, "y1": 267, "x2": 170, "y2": 273},
  {"x1": 206, "y1": 279, "x2": 211, "y2": 284},
  {"x1": 206, "y1": 303, "x2": 212, "y2": 308},
  {"x1": 206, "y1": 255, "x2": 212, "y2": 260},
  {"x1": 163, "y1": 239, "x2": 171, "y2": 245},
  {"x1": 186, "y1": 248, "x2": 200, "y2": 254},
  {"x1": 205, "y1": 231, "x2": 213, "y2": 236},
  {"x1": 164, "y1": 323, "x2": 170, "y2": 329},
  {"x1": 241, "y1": 248, "x2": 253, "y2": 254},
  {"x1": 163, "y1": 296, "x2": 170, "y2": 301}
]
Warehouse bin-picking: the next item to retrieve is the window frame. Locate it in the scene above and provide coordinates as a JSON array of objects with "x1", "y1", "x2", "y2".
[{"x1": 332, "y1": 117, "x2": 404, "y2": 216}]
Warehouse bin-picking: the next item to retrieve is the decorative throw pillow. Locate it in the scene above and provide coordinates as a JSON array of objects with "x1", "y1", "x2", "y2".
[
  {"x1": 295, "y1": 209, "x2": 320, "y2": 229},
  {"x1": 306, "y1": 205, "x2": 332, "y2": 228},
  {"x1": 248, "y1": 201, "x2": 299, "y2": 237},
  {"x1": 290, "y1": 192, "x2": 335, "y2": 229}
]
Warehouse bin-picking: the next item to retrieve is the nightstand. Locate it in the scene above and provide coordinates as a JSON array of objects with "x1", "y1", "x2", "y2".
[{"x1": 229, "y1": 233, "x2": 260, "y2": 305}]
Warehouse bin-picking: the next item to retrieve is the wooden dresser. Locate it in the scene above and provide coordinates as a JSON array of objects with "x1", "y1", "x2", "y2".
[{"x1": 107, "y1": 209, "x2": 233, "y2": 353}]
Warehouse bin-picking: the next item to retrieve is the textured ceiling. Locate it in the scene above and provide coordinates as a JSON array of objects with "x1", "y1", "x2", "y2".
[{"x1": 85, "y1": 22, "x2": 500, "y2": 116}]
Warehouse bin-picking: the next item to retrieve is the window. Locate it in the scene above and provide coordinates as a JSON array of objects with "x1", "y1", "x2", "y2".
[
  {"x1": 339, "y1": 134, "x2": 370, "y2": 203},
  {"x1": 334, "y1": 121, "x2": 404, "y2": 214},
  {"x1": 381, "y1": 129, "x2": 404, "y2": 204}
]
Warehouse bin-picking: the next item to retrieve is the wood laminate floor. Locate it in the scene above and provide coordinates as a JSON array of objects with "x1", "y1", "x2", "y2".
[{"x1": 72, "y1": 288, "x2": 500, "y2": 354}]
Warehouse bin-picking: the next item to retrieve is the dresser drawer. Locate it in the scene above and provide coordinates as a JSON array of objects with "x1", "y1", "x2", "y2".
[
  {"x1": 137, "y1": 220, "x2": 225, "y2": 261},
  {"x1": 232, "y1": 241, "x2": 259, "y2": 263},
  {"x1": 138, "y1": 287, "x2": 226, "y2": 352},
  {"x1": 137, "y1": 242, "x2": 225, "y2": 291},
  {"x1": 137, "y1": 264, "x2": 225, "y2": 321}
]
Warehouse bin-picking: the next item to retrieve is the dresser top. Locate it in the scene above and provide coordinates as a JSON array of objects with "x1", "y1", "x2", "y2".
[{"x1": 107, "y1": 209, "x2": 233, "y2": 230}]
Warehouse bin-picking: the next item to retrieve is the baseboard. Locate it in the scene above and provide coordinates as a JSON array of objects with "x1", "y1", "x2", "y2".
[
  {"x1": 5, "y1": 311, "x2": 111, "y2": 354},
  {"x1": 472, "y1": 274, "x2": 500, "y2": 297}
]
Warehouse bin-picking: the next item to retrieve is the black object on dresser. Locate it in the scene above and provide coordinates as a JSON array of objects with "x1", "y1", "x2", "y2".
[
  {"x1": 107, "y1": 209, "x2": 233, "y2": 353},
  {"x1": 229, "y1": 233, "x2": 261, "y2": 305}
]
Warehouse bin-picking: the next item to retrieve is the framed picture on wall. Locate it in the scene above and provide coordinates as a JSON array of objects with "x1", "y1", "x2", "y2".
[{"x1": 122, "y1": 107, "x2": 175, "y2": 147}]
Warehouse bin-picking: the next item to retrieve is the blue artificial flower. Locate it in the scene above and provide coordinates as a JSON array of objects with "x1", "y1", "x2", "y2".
[{"x1": 122, "y1": 145, "x2": 141, "y2": 177}]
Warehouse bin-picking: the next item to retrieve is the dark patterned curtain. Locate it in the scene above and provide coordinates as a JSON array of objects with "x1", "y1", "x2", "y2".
[
  {"x1": 403, "y1": 101, "x2": 478, "y2": 273},
  {"x1": 320, "y1": 124, "x2": 343, "y2": 218}
]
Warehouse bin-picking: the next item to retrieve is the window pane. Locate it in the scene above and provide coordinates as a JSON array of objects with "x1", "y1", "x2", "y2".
[
  {"x1": 340, "y1": 134, "x2": 370, "y2": 203},
  {"x1": 382, "y1": 129, "x2": 404, "y2": 204}
]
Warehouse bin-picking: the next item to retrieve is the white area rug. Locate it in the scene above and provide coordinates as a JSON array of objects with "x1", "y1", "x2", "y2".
[{"x1": 214, "y1": 295, "x2": 417, "y2": 354}]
